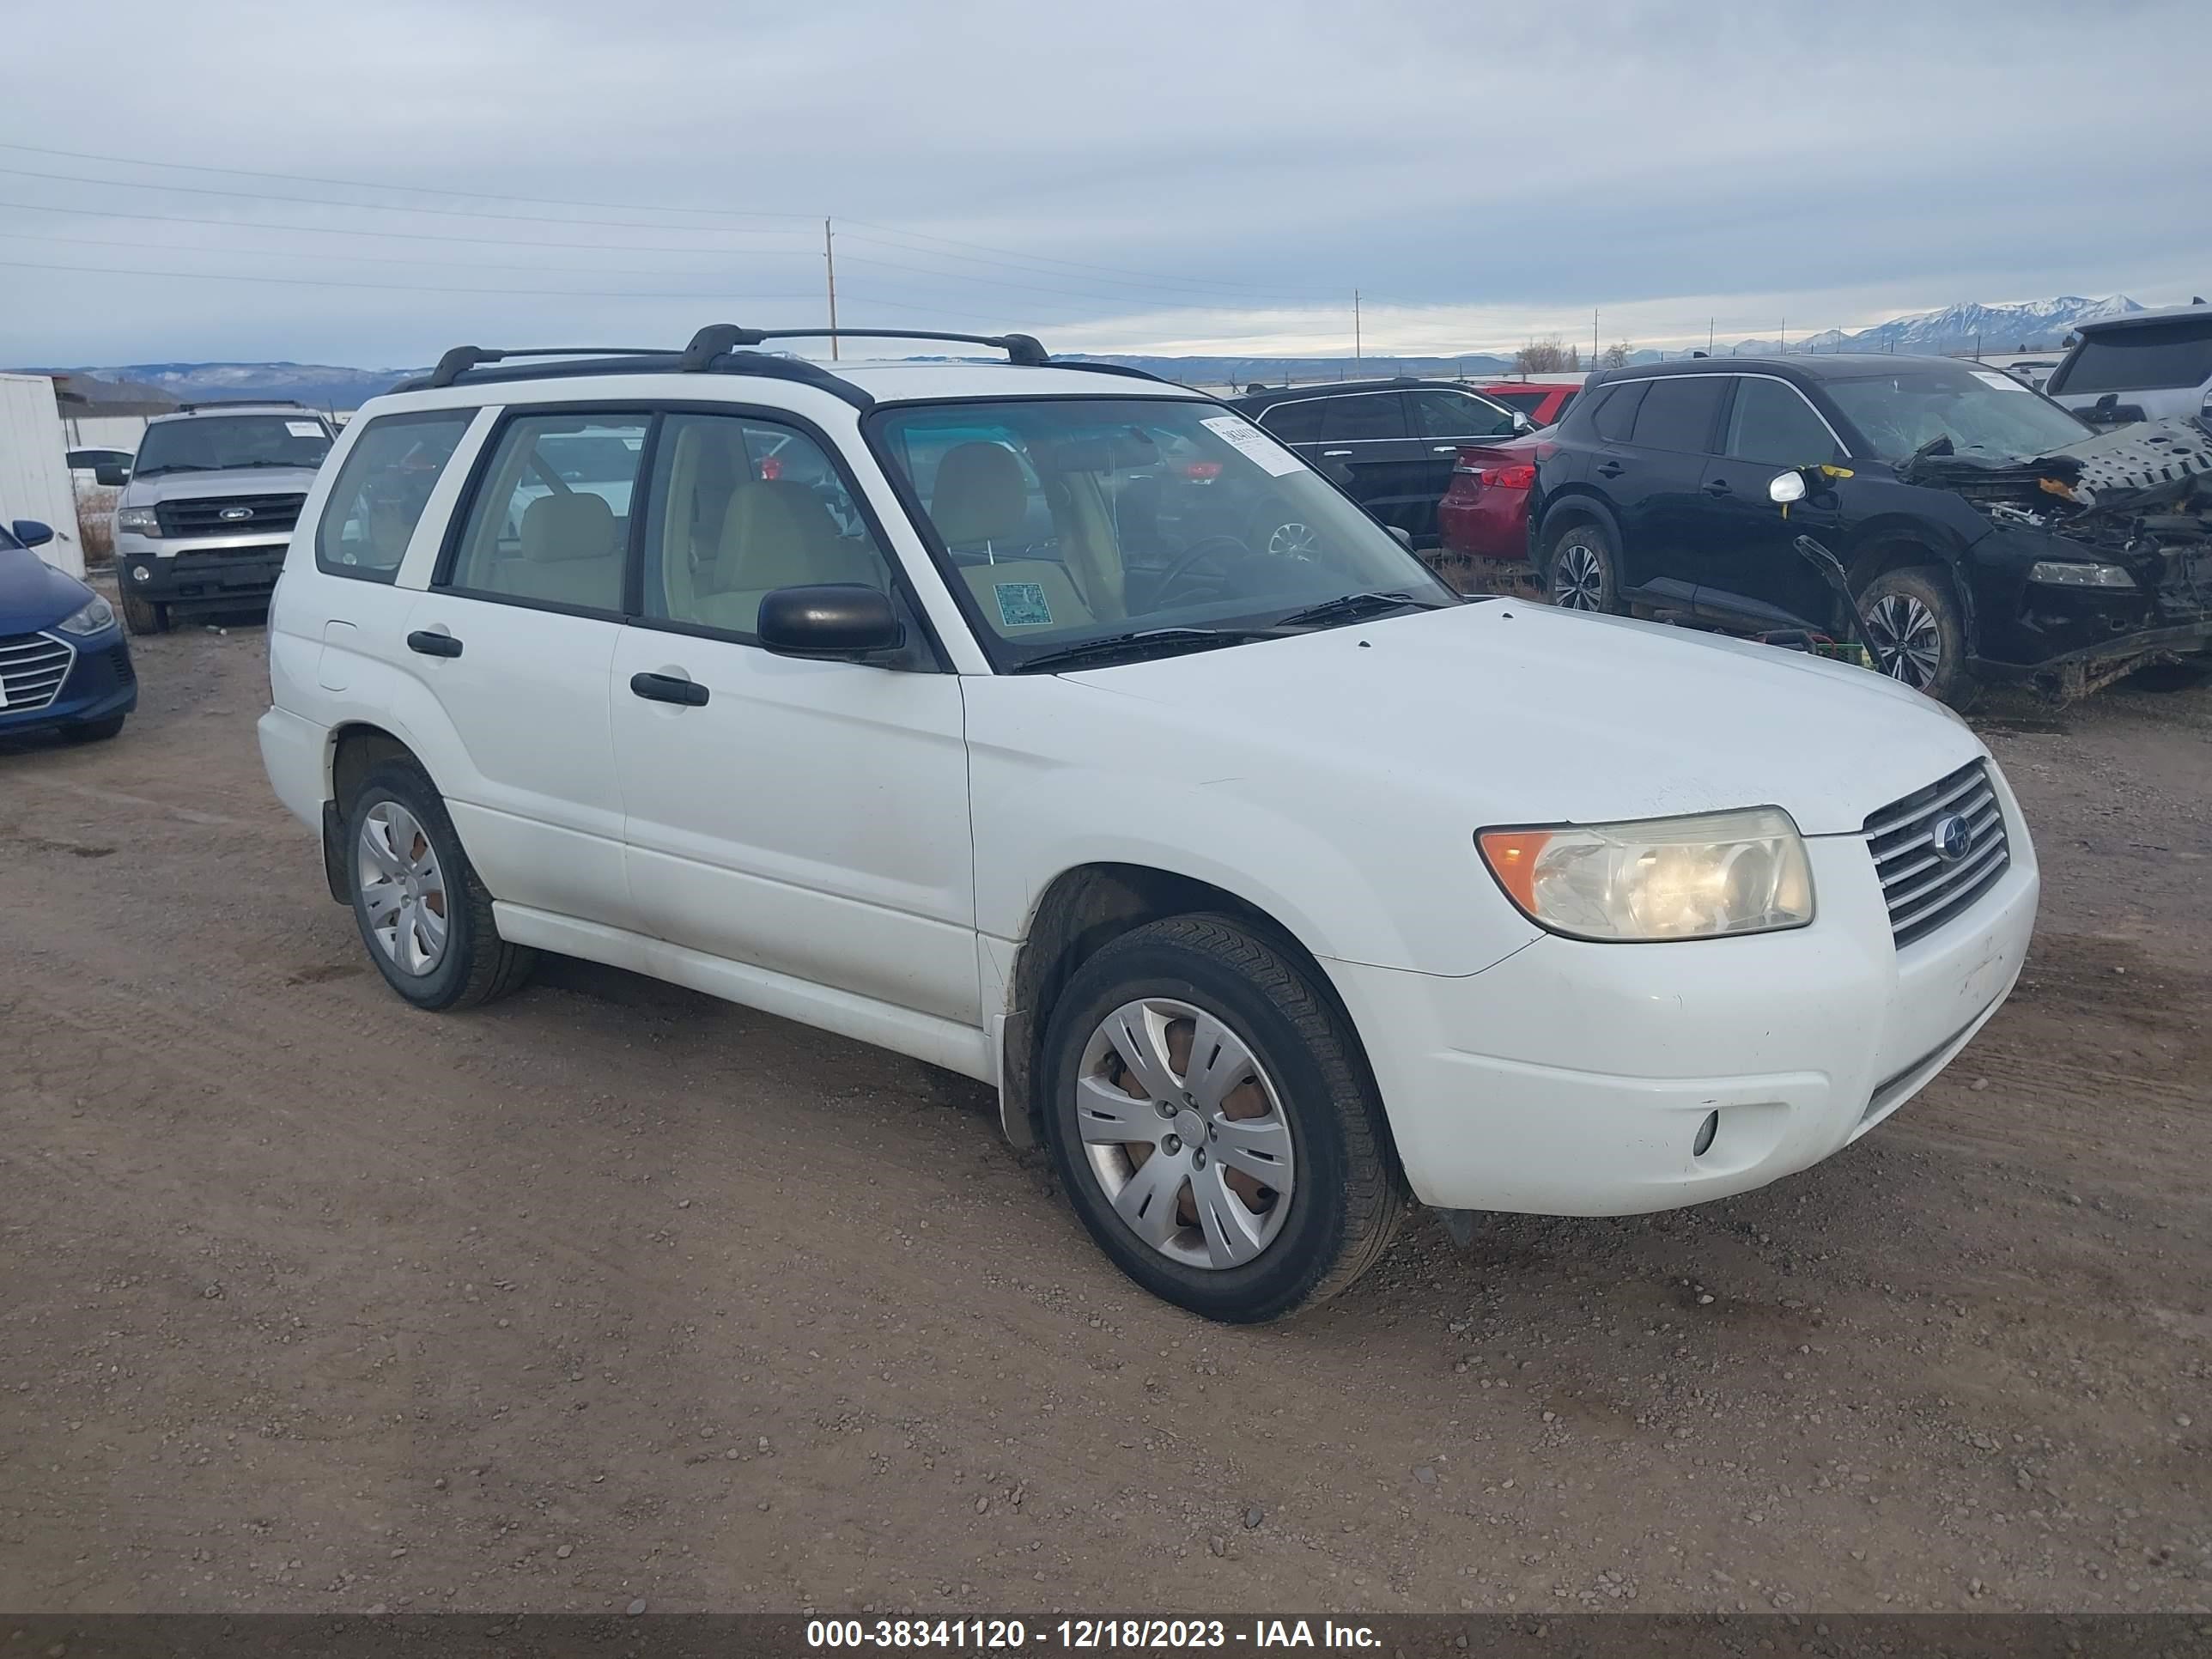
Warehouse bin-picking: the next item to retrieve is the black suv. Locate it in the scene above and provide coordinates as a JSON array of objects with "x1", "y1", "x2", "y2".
[
  {"x1": 1231, "y1": 378, "x2": 1526, "y2": 547},
  {"x1": 1528, "y1": 355, "x2": 2212, "y2": 702}
]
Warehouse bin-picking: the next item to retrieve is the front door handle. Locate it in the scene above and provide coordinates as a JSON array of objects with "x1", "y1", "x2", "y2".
[
  {"x1": 1321, "y1": 448, "x2": 1352, "y2": 458},
  {"x1": 406, "y1": 629, "x2": 462, "y2": 659},
  {"x1": 1596, "y1": 460, "x2": 1625, "y2": 477},
  {"x1": 1431, "y1": 444, "x2": 1460, "y2": 454},
  {"x1": 629, "y1": 671, "x2": 709, "y2": 708},
  {"x1": 1701, "y1": 478, "x2": 1734, "y2": 496}
]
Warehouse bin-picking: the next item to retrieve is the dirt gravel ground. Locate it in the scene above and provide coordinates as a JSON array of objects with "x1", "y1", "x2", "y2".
[{"x1": 2, "y1": 615, "x2": 2206, "y2": 1618}]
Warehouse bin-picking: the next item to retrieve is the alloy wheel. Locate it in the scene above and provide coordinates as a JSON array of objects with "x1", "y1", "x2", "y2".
[
  {"x1": 357, "y1": 801, "x2": 450, "y2": 976},
  {"x1": 1551, "y1": 541, "x2": 1605, "y2": 610},
  {"x1": 1864, "y1": 592, "x2": 1943, "y2": 688},
  {"x1": 1074, "y1": 998, "x2": 1296, "y2": 1271}
]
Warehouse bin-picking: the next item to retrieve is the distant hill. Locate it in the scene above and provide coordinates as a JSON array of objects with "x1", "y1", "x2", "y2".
[
  {"x1": 1712, "y1": 295, "x2": 2145, "y2": 362},
  {"x1": 60, "y1": 362, "x2": 424, "y2": 411}
]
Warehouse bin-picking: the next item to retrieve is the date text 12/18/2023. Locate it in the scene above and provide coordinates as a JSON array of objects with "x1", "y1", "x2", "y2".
[{"x1": 805, "y1": 1618, "x2": 1382, "y2": 1649}]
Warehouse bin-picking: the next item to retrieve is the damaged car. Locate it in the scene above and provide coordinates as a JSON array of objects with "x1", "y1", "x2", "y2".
[{"x1": 1528, "y1": 355, "x2": 2212, "y2": 703}]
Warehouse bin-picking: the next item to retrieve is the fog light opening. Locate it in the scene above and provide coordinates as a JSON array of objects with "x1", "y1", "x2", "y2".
[
  {"x1": 1692, "y1": 1110, "x2": 1720, "y2": 1158},
  {"x1": 131, "y1": 566, "x2": 150, "y2": 582}
]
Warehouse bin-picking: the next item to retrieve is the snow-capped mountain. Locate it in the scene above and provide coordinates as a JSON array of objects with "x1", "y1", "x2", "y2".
[
  {"x1": 69, "y1": 362, "x2": 425, "y2": 410},
  {"x1": 1724, "y1": 296, "x2": 2144, "y2": 359}
]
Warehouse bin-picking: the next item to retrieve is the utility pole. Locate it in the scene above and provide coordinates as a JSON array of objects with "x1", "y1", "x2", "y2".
[
  {"x1": 823, "y1": 217, "x2": 840, "y2": 360},
  {"x1": 1708, "y1": 318, "x2": 1715, "y2": 355},
  {"x1": 1353, "y1": 290, "x2": 1362, "y2": 364},
  {"x1": 1592, "y1": 307, "x2": 1599, "y2": 369},
  {"x1": 1781, "y1": 315, "x2": 1787, "y2": 353}
]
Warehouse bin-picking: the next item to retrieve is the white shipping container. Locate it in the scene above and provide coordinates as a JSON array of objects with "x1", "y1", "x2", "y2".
[{"x1": 0, "y1": 372, "x2": 86, "y2": 578}]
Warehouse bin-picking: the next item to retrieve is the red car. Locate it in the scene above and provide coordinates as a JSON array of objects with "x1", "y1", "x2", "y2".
[
  {"x1": 1437, "y1": 430, "x2": 1553, "y2": 562},
  {"x1": 1472, "y1": 381, "x2": 1581, "y2": 428}
]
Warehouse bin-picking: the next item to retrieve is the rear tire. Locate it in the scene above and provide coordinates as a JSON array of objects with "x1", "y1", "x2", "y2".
[
  {"x1": 1039, "y1": 915, "x2": 1406, "y2": 1323},
  {"x1": 1541, "y1": 516, "x2": 1621, "y2": 613},
  {"x1": 1857, "y1": 567, "x2": 1976, "y2": 708},
  {"x1": 345, "y1": 761, "x2": 536, "y2": 1012},
  {"x1": 118, "y1": 586, "x2": 169, "y2": 635}
]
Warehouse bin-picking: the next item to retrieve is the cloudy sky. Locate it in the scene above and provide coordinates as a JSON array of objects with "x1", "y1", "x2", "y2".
[{"x1": 4, "y1": 0, "x2": 2209, "y2": 369}]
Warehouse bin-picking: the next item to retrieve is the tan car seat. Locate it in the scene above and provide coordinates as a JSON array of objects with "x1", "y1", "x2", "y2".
[
  {"x1": 509, "y1": 493, "x2": 622, "y2": 609},
  {"x1": 686, "y1": 479, "x2": 885, "y2": 635},
  {"x1": 929, "y1": 441, "x2": 1096, "y2": 633}
]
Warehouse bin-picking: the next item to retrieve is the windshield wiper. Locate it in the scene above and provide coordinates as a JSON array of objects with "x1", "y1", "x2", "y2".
[
  {"x1": 133, "y1": 463, "x2": 212, "y2": 477},
  {"x1": 1273, "y1": 590, "x2": 1453, "y2": 629},
  {"x1": 1012, "y1": 626, "x2": 1285, "y2": 674}
]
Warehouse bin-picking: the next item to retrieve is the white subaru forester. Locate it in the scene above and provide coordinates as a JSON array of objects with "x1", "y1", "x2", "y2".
[{"x1": 258, "y1": 324, "x2": 2040, "y2": 1322}]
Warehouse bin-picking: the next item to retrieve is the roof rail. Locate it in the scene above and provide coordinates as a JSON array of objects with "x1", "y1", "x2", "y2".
[
  {"x1": 176, "y1": 398, "x2": 311, "y2": 412},
  {"x1": 422, "y1": 345, "x2": 665, "y2": 390},
  {"x1": 680, "y1": 324, "x2": 1049, "y2": 368}
]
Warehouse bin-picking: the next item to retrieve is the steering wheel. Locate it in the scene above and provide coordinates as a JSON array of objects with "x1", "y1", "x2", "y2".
[{"x1": 1146, "y1": 534, "x2": 1255, "y2": 607}]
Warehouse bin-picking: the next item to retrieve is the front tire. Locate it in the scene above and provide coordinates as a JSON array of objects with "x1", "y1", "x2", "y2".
[
  {"x1": 345, "y1": 762, "x2": 535, "y2": 1011},
  {"x1": 118, "y1": 586, "x2": 169, "y2": 635},
  {"x1": 1542, "y1": 517, "x2": 1621, "y2": 612},
  {"x1": 1039, "y1": 915, "x2": 1406, "y2": 1323},
  {"x1": 1857, "y1": 567, "x2": 1974, "y2": 708}
]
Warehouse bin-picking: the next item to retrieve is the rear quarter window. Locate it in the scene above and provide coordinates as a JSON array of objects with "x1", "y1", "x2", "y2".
[
  {"x1": 2051, "y1": 319, "x2": 2212, "y2": 395},
  {"x1": 314, "y1": 410, "x2": 477, "y2": 582}
]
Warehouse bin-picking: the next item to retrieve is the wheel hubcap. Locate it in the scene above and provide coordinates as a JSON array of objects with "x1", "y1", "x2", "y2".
[
  {"x1": 1075, "y1": 998, "x2": 1296, "y2": 1271},
  {"x1": 357, "y1": 801, "x2": 449, "y2": 976},
  {"x1": 1865, "y1": 592, "x2": 1942, "y2": 689},
  {"x1": 1267, "y1": 521, "x2": 1319, "y2": 559},
  {"x1": 1553, "y1": 543, "x2": 1604, "y2": 610}
]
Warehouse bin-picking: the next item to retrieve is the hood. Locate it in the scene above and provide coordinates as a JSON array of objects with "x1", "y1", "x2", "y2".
[
  {"x1": 1903, "y1": 417, "x2": 2212, "y2": 515},
  {"x1": 0, "y1": 544, "x2": 96, "y2": 635},
  {"x1": 1062, "y1": 602, "x2": 1983, "y2": 837},
  {"x1": 124, "y1": 464, "x2": 319, "y2": 503}
]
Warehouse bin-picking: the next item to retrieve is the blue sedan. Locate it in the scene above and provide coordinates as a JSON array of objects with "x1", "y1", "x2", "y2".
[{"x1": 0, "y1": 518, "x2": 137, "y2": 744}]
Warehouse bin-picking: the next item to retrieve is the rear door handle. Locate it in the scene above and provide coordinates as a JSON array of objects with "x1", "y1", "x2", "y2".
[
  {"x1": 629, "y1": 671, "x2": 709, "y2": 708},
  {"x1": 1322, "y1": 449, "x2": 1352, "y2": 458},
  {"x1": 1701, "y1": 478, "x2": 1734, "y2": 496},
  {"x1": 1431, "y1": 445, "x2": 1460, "y2": 454},
  {"x1": 406, "y1": 629, "x2": 462, "y2": 659},
  {"x1": 1595, "y1": 460, "x2": 1625, "y2": 477}
]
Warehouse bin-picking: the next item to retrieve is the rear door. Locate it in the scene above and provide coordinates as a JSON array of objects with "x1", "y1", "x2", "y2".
[
  {"x1": 400, "y1": 408, "x2": 646, "y2": 927},
  {"x1": 1310, "y1": 392, "x2": 1428, "y2": 538},
  {"x1": 1696, "y1": 375, "x2": 1850, "y2": 629},
  {"x1": 1405, "y1": 389, "x2": 1519, "y2": 542},
  {"x1": 1601, "y1": 374, "x2": 1729, "y2": 604}
]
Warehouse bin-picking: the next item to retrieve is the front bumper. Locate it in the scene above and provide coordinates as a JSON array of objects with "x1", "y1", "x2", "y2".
[
  {"x1": 115, "y1": 529, "x2": 289, "y2": 608},
  {"x1": 1325, "y1": 798, "x2": 2040, "y2": 1216},
  {"x1": 0, "y1": 626, "x2": 137, "y2": 738}
]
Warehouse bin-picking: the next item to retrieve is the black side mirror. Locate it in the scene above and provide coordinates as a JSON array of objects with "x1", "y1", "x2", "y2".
[
  {"x1": 757, "y1": 584, "x2": 904, "y2": 660},
  {"x1": 10, "y1": 519, "x2": 53, "y2": 549},
  {"x1": 93, "y1": 462, "x2": 131, "y2": 488}
]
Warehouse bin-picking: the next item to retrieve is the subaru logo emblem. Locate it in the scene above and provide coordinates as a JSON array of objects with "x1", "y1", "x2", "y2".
[
  {"x1": 218, "y1": 506, "x2": 254, "y2": 521},
  {"x1": 1931, "y1": 813, "x2": 1972, "y2": 863}
]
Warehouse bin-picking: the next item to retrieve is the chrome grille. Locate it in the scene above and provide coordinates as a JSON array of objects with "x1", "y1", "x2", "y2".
[
  {"x1": 1864, "y1": 760, "x2": 2010, "y2": 948},
  {"x1": 0, "y1": 632, "x2": 75, "y2": 714},
  {"x1": 155, "y1": 493, "x2": 306, "y2": 537}
]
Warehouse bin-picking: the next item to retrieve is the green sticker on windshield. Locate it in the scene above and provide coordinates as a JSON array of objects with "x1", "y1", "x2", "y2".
[{"x1": 994, "y1": 581, "x2": 1052, "y2": 628}]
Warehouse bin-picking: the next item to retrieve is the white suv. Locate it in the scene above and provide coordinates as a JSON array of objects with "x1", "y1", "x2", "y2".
[{"x1": 258, "y1": 324, "x2": 2041, "y2": 1322}]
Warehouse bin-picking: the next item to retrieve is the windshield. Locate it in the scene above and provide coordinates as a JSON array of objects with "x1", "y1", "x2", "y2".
[
  {"x1": 1823, "y1": 367, "x2": 2091, "y2": 465},
  {"x1": 133, "y1": 414, "x2": 332, "y2": 478},
  {"x1": 872, "y1": 398, "x2": 1455, "y2": 668}
]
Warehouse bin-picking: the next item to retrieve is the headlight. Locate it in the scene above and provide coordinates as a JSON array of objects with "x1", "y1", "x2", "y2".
[
  {"x1": 1479, "y1": 807, "x2": 1814, "y2": 942},
  {"x1": 2027, "y1": 560, "x2": 2134, "y2": 588},
  {"x1": 115, "y1": 506, "x2": 160, "y2": 536},
  {"x1": 57, "y1": 594, "x2": 116, "y2": 635}
]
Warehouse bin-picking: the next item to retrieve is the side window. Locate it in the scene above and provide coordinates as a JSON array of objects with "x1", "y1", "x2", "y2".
[
  {"x1": 1589, "y1": 380, "x2": 1647, "y2": 443},
  {"x1": 1407, "y1": 389, "x2": 1515, "y2": 439},
  {"x1": 1322, "y1": 393, "x2": 1407, "y2": 442},
  {"x1": 444, "y1": 413, "x2": 648, "y2": 613},
  {"x1": 1723, "y1": 379, "x2": 1842, "y2": 468},
  {"x1": 1257, "y1": 400, "x2": 1326, "y2": 445},
  {"x1": 314, "y1": 410, "x2": 474, "y2": 582},
  {"x1": 641, "y1": 413, "x2": 896, "y2": 638},
  {"x1": 1630, "y1": 377, "x2": 1729, "y2": 453}
]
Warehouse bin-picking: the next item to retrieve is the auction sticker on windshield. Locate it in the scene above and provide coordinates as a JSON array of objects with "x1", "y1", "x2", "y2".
[
  {"x1": 1200, "y1": 415, "x2": 1304, "y2": 477},
  {"x1": 994, "y1": 581, "x2": 1053, "y2": 628},
  {"x1": 285, "y1": 420, "x2": 325, "y2": 437},
  {"x1": 1971, "y1": 370, "x2": 2033, "y2": 395}
]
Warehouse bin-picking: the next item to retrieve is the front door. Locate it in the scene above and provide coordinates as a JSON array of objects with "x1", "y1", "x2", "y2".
[
  {"x1": 1405, "y1": 388, "x2": 1520, "y2": 543},
  {"x1": 610, "y1": 410, "x2": 979, "y2": 1024},
  {"x1": 1695, "y1": 376, "x2": 1850, "y2": 631}
]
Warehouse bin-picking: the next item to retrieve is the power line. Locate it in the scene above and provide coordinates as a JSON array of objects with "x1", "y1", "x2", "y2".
[
  {"x1": 0, "y1": 139, "x2": 817, "y2": 222},
  {"x1": 0, "y1": 162, "x2": 804, "y2": 237},
  {"x1": 0, "y1": 255, "x2": 822, "y2": 303}
]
